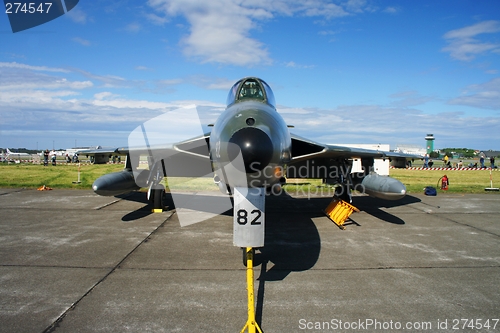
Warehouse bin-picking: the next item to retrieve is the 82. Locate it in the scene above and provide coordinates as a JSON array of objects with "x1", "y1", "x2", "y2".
[
  {"x1": 236, "y1": 209, "x2": 262, "y2": 225},
  {"x1": 5, "y1": 2, "x2": 53, "y2": 14}
]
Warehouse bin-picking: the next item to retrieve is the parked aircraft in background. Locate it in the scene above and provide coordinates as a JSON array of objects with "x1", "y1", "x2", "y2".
[{"x1": 6, "y1": 148, "x2": 32, "y2": 159}]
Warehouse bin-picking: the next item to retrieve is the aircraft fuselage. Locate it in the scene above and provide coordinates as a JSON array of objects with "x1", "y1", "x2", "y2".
[{"x1": 209, "y1": 78, "x2": 291, "y2": 190}]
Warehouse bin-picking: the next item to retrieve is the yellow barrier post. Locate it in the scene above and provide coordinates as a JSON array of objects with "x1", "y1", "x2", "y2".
[
  {"x1": 324, "y1": 198, "x2": 359, "y2": 230},
  {"x1": 240, "y1": 247, "x2": 263, "y2": 333}
]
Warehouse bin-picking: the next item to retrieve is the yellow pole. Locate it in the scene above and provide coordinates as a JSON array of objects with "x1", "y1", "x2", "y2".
[{"x1": 240, "y1": 247, "x2": 263, "y2": 333}]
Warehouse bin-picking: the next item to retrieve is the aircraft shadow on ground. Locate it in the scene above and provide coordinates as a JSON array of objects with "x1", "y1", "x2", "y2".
[
  {"x1": 349, "y1": 195, "x2": 422, "y2": 225},
  {"x1": 115, "y1": 191, "x2": 421, "y2": 244},
  {"x1": 114, "y1": 192, "x2": 154, "y2": 222},
  {"x1": 116, "y1": 191, "x2": 322, "y2": 278},
  {"x1": 256, "y1": 193, "x2": 324, "y2": 280},
  {"x1": 114, "y1": 191, "x2": 235, "y2": 222},
  {"x1": 251, "y1": 193, "x2": 422, "y2": 327},
  {"x1": 113, "y1": 190, "x2": 420, "y2": 329}
]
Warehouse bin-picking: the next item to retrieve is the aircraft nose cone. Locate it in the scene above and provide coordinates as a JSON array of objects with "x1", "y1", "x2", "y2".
[{"x1": 228, "y1": 127, "x2": 273, "y2": 172}]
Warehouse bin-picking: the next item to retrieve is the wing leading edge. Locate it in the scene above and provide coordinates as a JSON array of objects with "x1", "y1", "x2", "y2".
[{"x1": 289, "y1": 133, "x2": 421, "y2": 164}]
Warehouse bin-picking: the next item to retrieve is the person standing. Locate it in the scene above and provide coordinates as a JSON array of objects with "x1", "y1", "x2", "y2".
[
  {"x1": 43, "y1": 149, "x2": 49, "y2": 166},
  {"x1": 480, "y1": 156, "x2": 485, "y2": 168},
  {"x1": 423, "y1": 154, "x2": 429, "y2": 168},
  {"x1": 491, "y1": 156, "x2": 495, "y2": 169},
  {"x1": 51, "y1": 150, "x2": 57, "y2": 166}
]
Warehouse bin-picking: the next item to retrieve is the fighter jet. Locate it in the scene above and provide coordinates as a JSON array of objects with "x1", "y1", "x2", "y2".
[{"x1": 86, "y1": 77, "x2": 420, "y2": 246}]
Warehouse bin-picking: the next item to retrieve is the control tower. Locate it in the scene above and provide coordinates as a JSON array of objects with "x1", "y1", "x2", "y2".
[{"x1": 425, "y1": 134, "x2": 435, "y2": 154}]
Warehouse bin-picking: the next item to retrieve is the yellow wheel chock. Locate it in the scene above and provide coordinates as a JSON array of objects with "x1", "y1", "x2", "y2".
[
  {"x1": 324, "y1": 198, "x2": 359, "y2": 230},
  {"x1": 240, "y1": 247, "x2": 263, "y2": 333}
]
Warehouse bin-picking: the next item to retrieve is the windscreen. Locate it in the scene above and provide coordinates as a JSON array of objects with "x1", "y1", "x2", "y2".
[{"x1": 226, "y1": 78, "x2": 276, "y2": 108}]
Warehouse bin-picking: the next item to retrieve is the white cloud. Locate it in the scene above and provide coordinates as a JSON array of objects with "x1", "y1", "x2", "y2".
[
  {"x1": 299, "y1": 1, "x2": 349, "y2": 18},
  {"x1": 3, "y1": 61, "x2": 499, "y2": 150},
  {"x1": 205, "y1": 80, "x2": 234, "y2": 90},
  {"x1": 157, "y1": 78, "x2": 183, "y2": 86},
  {"x1": 285, "y1": 61, "x2": 315, "y2": 69},
  {"x1": 448, "y1": 77, "x2": 500, "y2": 110},
  {"x1": 444, "y1": 20, "x2": 500, "y2": 39},
  {"x1": 276, "y1": 107, "x2": 313, "y2": 115},
  {"x1": 91, "y1": 98, "x2": 173, "y2": 110},
  {"x1": 94, "y1": 92, "x2": 116, "y2": 100},
  {"x1": 0, "y1": 62, "x2": 223, "y2": 135},
  {"x1": 74, "y1": 69, "x2": 128, "y2": 88},
  {"x1": 0, "y1": 68, "x2": 92, "y2": 91},
  {"x1": 0, "y1": 62, "x2": 69, "y2": 73},
  {"x1": 144, "y1": 12, "x2": 168, "y2": 26},
  {"x1": 177, "y1": 3, "x2": 271, "y2": 66},
  {"x1": 383, "y1": 6, "x2": 398, "y2": 14},
  {"x1": 1, "y1": 89, "x2": 78, "y2": 101},
  {"x1": 147, "y1": 0, "x2": 374, "y2": 66},
  {"x1": 125, "y1": 23, "x2": 142, "y2": 33},
  {"x1": 278, "y1": 104, "x2": 500, "y2": 149},
  {"x1": 194, "y1": 77, "x2": 235, "y2": 90},
  {"x1": 442, "y1": 20, "x2": 500, "y2": 61},
  {"x1": 389, "y1": 90, "x2": 436, "y2": 107},
  {"x1": 318, "y1": 30, "x2": 337, "y2": 36},
  {"x1": 72, "y1": 37, "x2": 91, "y2": 46},
  {"x1": 66, "y1": 7, "x2": 87, "y2": 24}
]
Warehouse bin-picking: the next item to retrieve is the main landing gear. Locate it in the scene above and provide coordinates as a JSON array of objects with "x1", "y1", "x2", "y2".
[{"x1": 149, "y1": 185, "x2": 165, "y2": 213}]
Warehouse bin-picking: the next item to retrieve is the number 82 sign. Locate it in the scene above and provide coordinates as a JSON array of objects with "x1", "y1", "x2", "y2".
[
  {"x1": 233, "y1": 187, "x2": 265, "y2": 247},
  {"x1": 236, "y1": 209, "x2": 262, "y2": 225}
]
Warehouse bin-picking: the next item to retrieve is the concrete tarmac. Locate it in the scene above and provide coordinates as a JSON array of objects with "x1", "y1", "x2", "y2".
[{"x1": 0, "y1": 188, "x2": 499, "y2": 332}]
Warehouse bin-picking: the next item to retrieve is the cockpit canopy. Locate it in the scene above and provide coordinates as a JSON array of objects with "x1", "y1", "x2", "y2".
[{"x1": 226, "y1": 77, "x2": 276, "y2": 108}]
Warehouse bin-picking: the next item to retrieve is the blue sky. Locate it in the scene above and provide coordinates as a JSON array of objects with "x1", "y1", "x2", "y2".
[{"x1": 1, "y1": 0, "x2": 499, "y2": 151}]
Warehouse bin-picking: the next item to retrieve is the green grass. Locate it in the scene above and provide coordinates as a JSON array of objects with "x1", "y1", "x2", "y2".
[
  {"x1": 0, "y1": 163, "x2": 123, "y2": 189},
  {"x1": 390, "y1": 168, "x2": 499, "y2": 194},
  {"x1": 164, "y1": 177, "x2": 216, "y2": 191},
  {"x1": 1, "y1": 162, "x2": 499, "y2": 194}
]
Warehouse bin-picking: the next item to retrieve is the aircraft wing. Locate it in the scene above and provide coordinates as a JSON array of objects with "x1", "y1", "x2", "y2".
[
  {"x1": 130, "y1": 133, "x2": 213, "y2": 178},
  {"x1": 76, "y1": 147, "x2": 128, "y2": 165},
  {"x1": 77, "y1": 147, "x2": 126, "y2": 155},
  {"x1": 79, "y1": 134, "x2": 213, "y2": 177},
  {"x1": 289, "y1": 133, "x2": 421, "y2": 164},
  {"x1": 80, "y1": 131, "x2": 420, "y2": 172},
  {"x1": 79, "y1": 132, "x2": 211, "y2": 155}
]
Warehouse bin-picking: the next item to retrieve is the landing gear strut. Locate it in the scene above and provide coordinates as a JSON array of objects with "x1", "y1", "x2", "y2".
[{"x1": 240, "y1": 247, "x2": 263, "y2": 333}]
